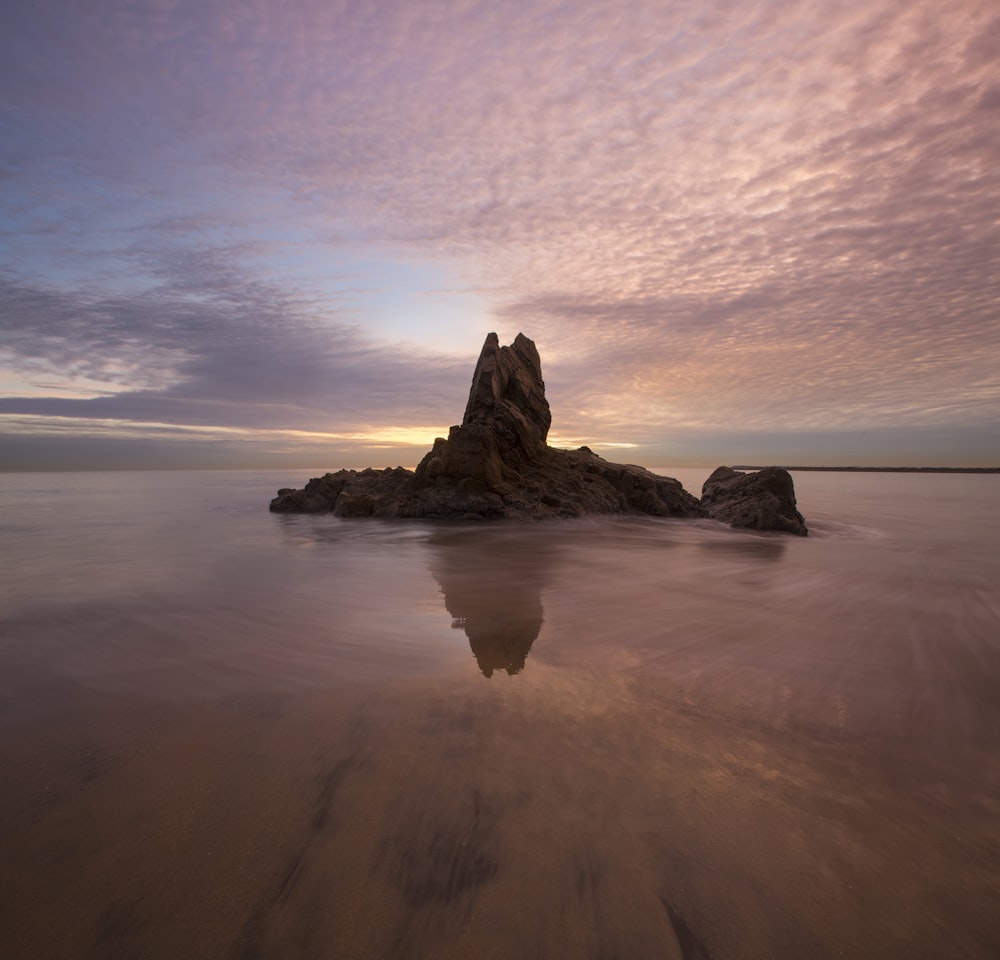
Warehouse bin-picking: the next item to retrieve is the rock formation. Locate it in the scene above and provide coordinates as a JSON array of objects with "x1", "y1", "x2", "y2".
[
  {"x1": 701, "y1": 466, "x2": 808, "y2": 536},
  {"x1": 270, "y1": 332, "x2": 807, "y2": 534}
]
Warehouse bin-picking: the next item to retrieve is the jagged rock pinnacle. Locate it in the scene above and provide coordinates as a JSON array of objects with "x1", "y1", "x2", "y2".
[{"x1": 462, "y1": 332, "x2": 551, "y2": 443}]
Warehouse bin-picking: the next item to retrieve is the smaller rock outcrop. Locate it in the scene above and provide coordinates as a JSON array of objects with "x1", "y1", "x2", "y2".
[
  {"x1": 270, "y1": 467, "x2": 414, "y2": 517},
  {"x1": 701, "y1": 466, "x2": 808, "y2": 536}
]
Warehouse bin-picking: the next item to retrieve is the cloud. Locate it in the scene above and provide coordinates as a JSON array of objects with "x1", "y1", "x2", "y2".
[
  {"x1": 1, "y1": 0, "x2": 998, "y2": 466},
  {"x1": 0, "y1": 252, "x2": 471, "y2": 432}
]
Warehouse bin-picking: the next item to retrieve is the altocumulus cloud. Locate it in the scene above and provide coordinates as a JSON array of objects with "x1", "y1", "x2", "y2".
[{"x1": 1, "y1": 0, "x2": 998, "y2": 467}]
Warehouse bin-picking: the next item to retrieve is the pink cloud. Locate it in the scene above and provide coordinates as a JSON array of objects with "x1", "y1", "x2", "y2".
[{"x1": 2, "y1": 0, "x2": 997, "y2": 462}]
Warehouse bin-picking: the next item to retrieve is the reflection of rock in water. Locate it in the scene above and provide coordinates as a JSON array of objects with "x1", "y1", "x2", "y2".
[
  {"x1": 429, "y1": 529, "x2": 552, "y2": 678},
  {"x1": 447, "y1": 592, "x2": 543, "y2": 678}
]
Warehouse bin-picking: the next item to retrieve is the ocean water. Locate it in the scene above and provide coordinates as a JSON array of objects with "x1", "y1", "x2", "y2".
[{"x1": 1, "y1": 468, "x2": 998, "y2": 959}]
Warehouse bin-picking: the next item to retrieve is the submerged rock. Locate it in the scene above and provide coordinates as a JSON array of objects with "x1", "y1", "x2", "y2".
[
  {"x1": 701, "y1": 466, "x2": 808, "y2": 536},
  {"x1": 270, "y1": 333, "x2": 806, "y2": 533}
]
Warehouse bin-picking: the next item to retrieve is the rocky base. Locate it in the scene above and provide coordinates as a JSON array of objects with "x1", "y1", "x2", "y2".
[
  {"x1": 270, "y1": 459, "x2": 807, "y2": 534},
  {"x1": 270, "y1": 447, "x2": 704, "y2": 521}
]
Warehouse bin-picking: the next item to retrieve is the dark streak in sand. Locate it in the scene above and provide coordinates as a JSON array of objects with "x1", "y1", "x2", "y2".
[
  {"x1": 661, "y1": 896, "x2": 713, "y2": 960},
  {"x1": 379, "y1": 787, "x2": 500, "y2": 909},
  {"x1": 234, "y1": 750, "x2": 361, "y2": 960},
  {"x1": 89, "y1": 897, "x2": 148, "y2": 960}
]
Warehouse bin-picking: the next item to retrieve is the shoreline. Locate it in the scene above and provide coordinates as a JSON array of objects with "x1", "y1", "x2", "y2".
[{"x1": 733, "y1": 465, "x2": 999, "y2": 474}]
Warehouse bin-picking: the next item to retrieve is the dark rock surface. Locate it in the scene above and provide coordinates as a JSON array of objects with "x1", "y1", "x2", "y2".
[
  {"x1": 463, "y1": 332, "x2": 551, "y2": 447},
  {"x1": 270, "y1": 467, "x2": 415, "y2": 517},
  {"x1": 701, "y1": 466, "x2": 808, "y2": 536},
  {"x1": 270, "y1": 333, "x2": 807, "y2": 534}
]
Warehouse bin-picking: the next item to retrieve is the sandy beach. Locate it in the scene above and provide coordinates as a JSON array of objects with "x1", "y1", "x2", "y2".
[
  {"x1": 3, "y1": 656, "x2": 998, "y2": 959},
  {"x1": 2, "y1": 470, "x2": 999, "y2": 958}
]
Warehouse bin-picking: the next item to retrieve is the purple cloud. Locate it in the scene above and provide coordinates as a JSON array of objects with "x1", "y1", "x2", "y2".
[{"x1": 1, "y1": 0, "x2": 998, "y2": 466}]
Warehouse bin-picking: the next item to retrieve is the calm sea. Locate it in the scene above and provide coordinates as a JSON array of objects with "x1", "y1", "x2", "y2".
[{"x1": 1, "y1": 468, "x2": 998, "y2": 959}]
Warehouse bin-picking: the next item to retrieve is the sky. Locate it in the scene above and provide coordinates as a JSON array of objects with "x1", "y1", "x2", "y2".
[{"x1": 2, "y1": 0, "x2": 998, "y2": 471}]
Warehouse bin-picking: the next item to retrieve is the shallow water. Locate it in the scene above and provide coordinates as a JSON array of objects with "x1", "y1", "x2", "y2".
[{"x1": 1, "y1": 468, "x2": 998, "y2": 958}]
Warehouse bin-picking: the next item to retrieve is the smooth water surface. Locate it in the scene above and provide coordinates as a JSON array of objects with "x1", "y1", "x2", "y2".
[{"x1": 1, "y1": 469, "x2": 998, "y2": 958}]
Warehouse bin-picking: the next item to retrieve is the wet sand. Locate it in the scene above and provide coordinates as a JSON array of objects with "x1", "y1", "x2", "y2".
[
  {"x1": 2, "y1": 640, "x2": 998, "y2": 959},
  {"x1": 2, "y1": 472, "x2": 999, "y2": 958}
]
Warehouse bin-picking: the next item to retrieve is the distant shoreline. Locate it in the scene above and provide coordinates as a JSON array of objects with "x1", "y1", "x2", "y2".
[{"x1": 732, "y1": 465, "x2": 1000, "y2": 474}]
